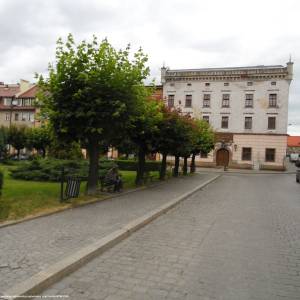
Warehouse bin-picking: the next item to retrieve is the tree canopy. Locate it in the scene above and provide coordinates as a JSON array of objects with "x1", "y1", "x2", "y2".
[{"x1": 38, "y1": 34, "x2": 150, "y2": 193}]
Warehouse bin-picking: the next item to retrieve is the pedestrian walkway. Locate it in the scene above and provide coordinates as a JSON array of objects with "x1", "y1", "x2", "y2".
[
  {"x1": 41, "y1": 173, "x2": 300, "y2": 300},
  {"x1": 0, "y1": 173, "x2": 215, "y2": 294},
  {"x1": 197, "y1": 160, "x2": 297, "y2": 174}
]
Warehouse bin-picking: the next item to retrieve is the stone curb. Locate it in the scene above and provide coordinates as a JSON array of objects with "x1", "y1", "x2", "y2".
[
  {"x1": 197, "y1": 170, "x2": 297, "y2": 175},
  {"x1": 1, "y1": 174, "x2": 220, "y2": 300}
]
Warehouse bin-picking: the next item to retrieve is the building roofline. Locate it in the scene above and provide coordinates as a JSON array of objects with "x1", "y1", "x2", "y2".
[{"x1": 167, "y1": 65, "x2": 285, "y2": 72}]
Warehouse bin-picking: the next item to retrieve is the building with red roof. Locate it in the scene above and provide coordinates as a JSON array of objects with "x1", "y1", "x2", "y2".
[
  {"x1": 287, "y1": 136, "x2": 300, "y2": 154},
  {"x1": 0, "y1": 80, "x2": 39, "y2": 128}
]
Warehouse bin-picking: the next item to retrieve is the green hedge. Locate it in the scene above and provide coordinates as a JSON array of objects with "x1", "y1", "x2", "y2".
[
  {"x1": 10, "y1": 158, "x2": 161, "y2": 182},
  {"x1": 0, "y1": 169, "x2": 10, "y2": 220},
  {"x1": 10, "y1": 159, "x2": 117, "y2": 182},
  {"x1": 115, "y1": 160, "x2": 161, "y2": 172}
]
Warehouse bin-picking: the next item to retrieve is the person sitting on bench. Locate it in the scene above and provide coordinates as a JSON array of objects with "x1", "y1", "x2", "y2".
[{"x1": 104, "y1": 166, "x2": 123, "y2": 192}]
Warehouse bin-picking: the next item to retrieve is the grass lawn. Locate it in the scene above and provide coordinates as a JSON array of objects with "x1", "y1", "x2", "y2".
[{"x1": 0, "y1": 163, "x2": 159, "y2": 223}]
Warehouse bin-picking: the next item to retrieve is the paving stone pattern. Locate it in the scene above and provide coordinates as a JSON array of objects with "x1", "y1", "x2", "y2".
[
  {"x1": 0, "y1": 173, "x2": 214, "y2": 294},
  {"x1": 42, "y1": 174, "x2": 300, "y2": 300}
]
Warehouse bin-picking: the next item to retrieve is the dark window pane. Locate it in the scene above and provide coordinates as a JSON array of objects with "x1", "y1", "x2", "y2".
[
  {"x1": 268, "y1": 117, "x2": 276, "y2": 129},
  {"x1": 245, "y1": 117, "x2": 252, "y2": 129},
  {"x1": 269, "y1": 94, "x2": 277, "y2": 107},
  {"x1": 242, "y1": 147, "x2": 252, "y2": 161},
  {"x1": 203, "y1": 94, "x2": 210, "y2": 107},
  {"x1": 221, "y1": 116, "x2": 229, "y2": 128},
  {"x1": 265, "y1": 148, "x2": 275, "y2": 162},
  {"x1": 185, "y1": 95, "x2": 192, "y2": 107},
  {"x1": 245, "y1": 94, "x2": 253, "y2": 107},
  {"x1": 168, "y1": 95, "x2": 174, "y2": 107}
]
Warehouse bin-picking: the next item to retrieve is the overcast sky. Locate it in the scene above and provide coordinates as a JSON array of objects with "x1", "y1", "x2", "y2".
[{"x1": 0, "y1": 0, "x2": 299, "y2": 134}]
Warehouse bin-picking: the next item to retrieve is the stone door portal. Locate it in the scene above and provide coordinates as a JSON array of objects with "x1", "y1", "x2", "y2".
[{"x1": 216, "y1": 148, "x2": 229, "y2": 166}]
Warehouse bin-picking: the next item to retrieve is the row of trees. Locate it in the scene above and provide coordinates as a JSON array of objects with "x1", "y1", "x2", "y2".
[
  {"x1": 0, "y1": 126, "x2": 51, "y2": 159},
  {"x1": 38, "y1": 34, "x2": 215, "y2": 194}
]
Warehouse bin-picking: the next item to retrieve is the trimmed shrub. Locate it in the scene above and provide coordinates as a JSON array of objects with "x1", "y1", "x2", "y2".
[
  {"x1": 10, "y1": 158, "x2": 117, "y2": 182},
  {"x1": 115, "y1": 160, "x2": 161, "y2": 172},
  {"x1": 0, "y1": 169, "x2": 9, "y2": 220},
  {"x1": 0, "y1": 169, "x2": 3, "y2": 195}
]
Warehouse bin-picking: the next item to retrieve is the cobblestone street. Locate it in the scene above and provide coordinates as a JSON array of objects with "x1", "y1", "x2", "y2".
[
  {"x1": 0, "y1": 173, "x2": 214, "y2": 294},
  {"x1": 41, "y1": 174, "x2": 300, "y2": 300}
]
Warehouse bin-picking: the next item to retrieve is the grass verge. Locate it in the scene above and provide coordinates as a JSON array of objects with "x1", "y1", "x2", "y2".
[{"x1": 0, "y1": 163, "x2": 159, "y2": 223}]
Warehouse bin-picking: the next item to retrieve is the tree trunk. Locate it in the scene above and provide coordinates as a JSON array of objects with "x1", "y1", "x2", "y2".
[
  {"x1": 190, "y1": 153, "x2": 196, "y2": 173},
  {"x1": 41, "y1": 148, "x2": 46, "y2": 158},
  {"x1": 159, "y1": 153, "x2": 167, "y2": 180},
  {"x1": 17, "y1": 149, "x2": 20, "y2": 160},
  {"x1": 173, "y1": 156, "x2": 180, "y2": 177},
  {"x1": 135, "y1": 146, "x2": 146, "y2": 185},
  {"x1": 183, "y1": 156, "x2": 188, "y2": 175},
  {"x1": 87, "y1": 143, "x2": 100, "y2": 195}
]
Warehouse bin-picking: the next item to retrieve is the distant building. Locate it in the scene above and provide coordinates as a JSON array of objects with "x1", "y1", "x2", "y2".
[
  {"x1": 0, "y1": 80, "x2": 39, "y2": 128},
  {"x1": 161, "y1": 61, "x2": 293, "y2": 170},
  {"x1": 287, "y1": 136, "x2": 300, "y2": 154}
]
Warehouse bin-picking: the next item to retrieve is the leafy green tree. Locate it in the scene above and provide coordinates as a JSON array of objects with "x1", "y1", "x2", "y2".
[
  {"x1": 8, "y1": 125, "x2": 27, "y2": 159},
  {"x1": 0, "y1": 126, "x2": 9, "y2": 159},
  {"x1": 26, "y1": 126, "x2": 51, "y2": 158},
  {"x1": 169, "y1": 114, "x2": 195, "y2": 177},
  {"x1": 156, "y1": 107, "x2": 182, "y2": 179},
  {"x1": 38, "y1": 34, "x2": 149, "y2": 194},
  {"x1": 129, "y1": 98, "x2": 163, "y2": 185},
  {"x1": 190, "y1": 120, "x2": 215, "y2": 173}
]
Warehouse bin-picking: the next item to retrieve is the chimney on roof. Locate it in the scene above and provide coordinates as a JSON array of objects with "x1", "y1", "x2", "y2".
[
  {"x1": 286, "y1": 56, "x2": 293, "y2": 81},
  {"x1": 20, "y1": 79, "x2": 30, "y2": 93}
]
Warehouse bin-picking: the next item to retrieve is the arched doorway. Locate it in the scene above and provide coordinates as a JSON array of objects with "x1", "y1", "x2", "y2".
[{"x1": 216, "y1": 148, "x2": 229, "y2": 166}]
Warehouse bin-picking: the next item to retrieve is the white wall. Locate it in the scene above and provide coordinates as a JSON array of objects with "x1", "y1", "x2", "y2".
[{"x1": 163, "y1": 79, "x2": 290, "y2": 134}]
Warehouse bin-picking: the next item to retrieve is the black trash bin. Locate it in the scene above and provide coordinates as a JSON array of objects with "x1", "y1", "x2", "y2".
[
  {"x1": 296, "y1": 170, "x2": 300, "y2": 183},
  {"x1": 65, "y1": 176, "x2": 81, "y2": 199}
]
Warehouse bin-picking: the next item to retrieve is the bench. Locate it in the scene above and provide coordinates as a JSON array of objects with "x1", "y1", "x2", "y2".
[
  {"x1": 99, "y1": 176, "x2": 115, "y2": 192},
  {"x1": 142, "y1": 171, "x2": 155, "y2": 184}
]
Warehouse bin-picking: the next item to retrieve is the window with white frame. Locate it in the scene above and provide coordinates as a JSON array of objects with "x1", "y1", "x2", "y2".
[{"x1": 203, "y1": 94, "x2": 210, "y2": 107}]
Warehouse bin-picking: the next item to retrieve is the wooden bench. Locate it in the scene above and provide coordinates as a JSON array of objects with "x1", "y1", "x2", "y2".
[
  {"x1": 99, "y1": 176, "x2": 115, "y2": 192},
  {"x1": 142, "y1": 171, "x2": 155, "y2": 184}
]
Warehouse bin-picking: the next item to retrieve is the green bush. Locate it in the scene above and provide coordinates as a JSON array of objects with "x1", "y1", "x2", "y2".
[
  {"x1": 115, "y1": 160, "x2": 161, "y2": 172},
  {"x1": 9, "y1": 158, "x2": 160, "y2": 182},
  {"x1": 0, "y1": 169, "x2": 3, "y2": 195},
  {"x1": 10, "y1": 158, "x2": 117, "y2": 182}
]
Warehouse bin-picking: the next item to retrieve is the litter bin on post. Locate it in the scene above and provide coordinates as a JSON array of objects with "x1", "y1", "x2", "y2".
[
  {"x1": 65, "y1": 176, "x2": 81, "y2": 199},
  {"x1": 60, "y1": 167, "x2": 82, "y2": 201}
]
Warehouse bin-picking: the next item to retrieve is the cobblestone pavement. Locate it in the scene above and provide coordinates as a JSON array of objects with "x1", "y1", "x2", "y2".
[
  {"x1": 41, "y1": 174, "x2": 300, "y2": 300},
  {"x1": 0, "y1": 173, "x2": 214, "y2": 293}
]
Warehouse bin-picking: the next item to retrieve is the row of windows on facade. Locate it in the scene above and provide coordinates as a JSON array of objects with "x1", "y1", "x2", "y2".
[
  {"x1": 170, "y1": 81, "x2": 277, "y2": 87},
  {"x1": 167, "y1": 94, "x2": 278, "y2": 108},
  {"x1": 201, "y1": 148, "x2": 276, "y2": 163},
  {"x1": 5, "y1": 112, "x2": 35, "y2": 122},
  {"x1": 241, "y1": 147, "x2": 276, "y2": 162},
  {"x1": 202, "y1": 115, "x2": 277, "y2": 130},
  {"x1": 3, "y1": 98, "x2": 35, "y2": 107}
]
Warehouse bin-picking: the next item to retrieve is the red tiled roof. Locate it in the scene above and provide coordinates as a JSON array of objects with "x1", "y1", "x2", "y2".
[
  {"x1": 288, "y1": 136, "x2": 300, "y2": 147},
  {"x1": 0, "y1": 85, "x2": 20, "y2": 97},
  {"x1": 17, "y1": 85, "x2": 37, "y2": 98}
]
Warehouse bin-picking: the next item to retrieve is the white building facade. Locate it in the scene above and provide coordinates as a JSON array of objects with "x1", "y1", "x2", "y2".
[{"x1": 161, "y1": 62, "x2": 293, "y2": 170}]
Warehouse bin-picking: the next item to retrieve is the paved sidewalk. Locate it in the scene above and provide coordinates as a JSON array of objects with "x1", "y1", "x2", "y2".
[
  {"x1": 197, "y1": 160, "x2": 298, "y2": 174},
  {"x1": 41, "y1": 173, "x2": 300, "y2": 300},
  {"x1": 0, "y1": 173, "x2": 215, "y2": 294}
]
